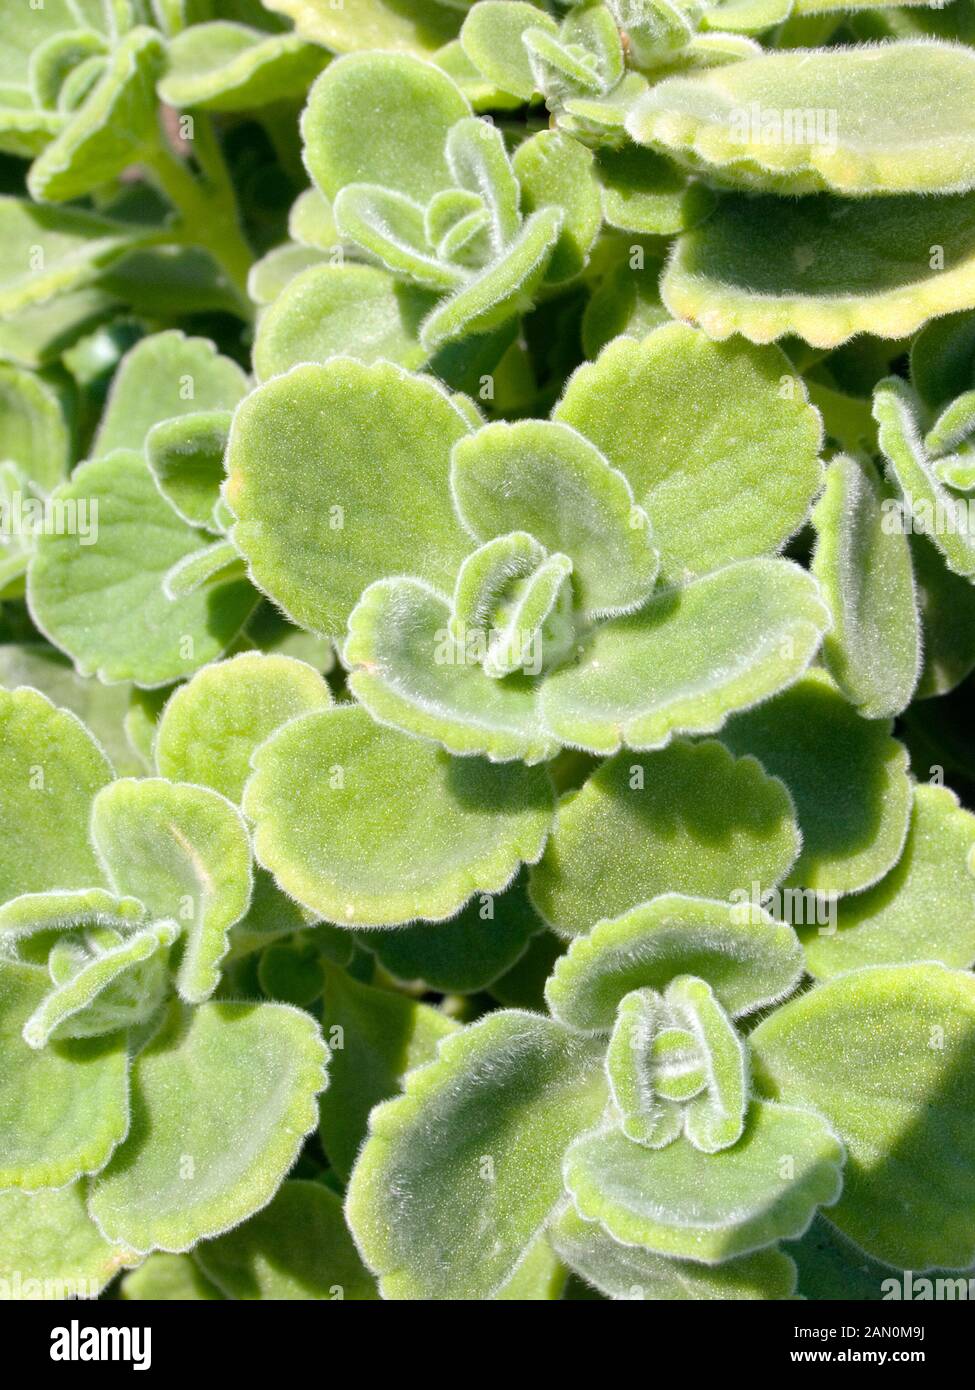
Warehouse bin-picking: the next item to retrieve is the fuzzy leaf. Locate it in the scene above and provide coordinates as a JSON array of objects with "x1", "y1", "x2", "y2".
[
  {"x1": 195, "y1": 1180, "x2": 376, "y2": 1299},
  {"x1": 226, "y1": 359, "x2": 473, "y2": 638},
  {"x1": 459, "y1": 2, "x2": 557, "y2": 101},
  {"x1": 247, "y1": 242, "x2": 325, "y2": 306},
  {"x1": 452, "y1": 420, "x2": 659, "y2": 619},
  {"x1": 629, "y1": 41, "x2": 975, "y2": 197},
  {"x1": 0, "y1": 197, "x2": 145, "y2": 315},
  {"x1": 551, "y1": 1203, "x2": 797, "y2": 1300},
  {"x1": 27, "y1": 28, "x2": 166, "y2": 203},
  {"x1": 0, "y1": 363, "x2": 71, "y2": 493},
  {"x1": 264, "y1": 0, "x2": 462, "y2": 57},
  {"x1": 721, "y1": 670, "x2": 912, "y2": 896},
  {"x1": 810, "y1": 454, "x2": 921, "y2": 719},
  {"x1": 245, "y1": 705, "x2": 555, "y2": 927},
  {"x1": 154, "y1": 652, "x2": 332, "y2": 802},
  {"x1": 28, "y1": 451, "x2": 256, "y2": 687},
  {"x1": 0, "y1": 1183, "x2": 136, "y2": 1300},
  {"x1": 530, "y1": 739, "x2": 799, "y2": 937},
  {"x1": 253, "y1": 263, "x2": 433, "y2": 380},
  {"x1": 546, "y1": 894, "x2": 803, "y2": 1031},
  {"x1": 0, "y1": 958, "x2": 129, "y2": 1190},
  {"x1": 345, "y1": 577, "x2": 559, "y2": 764},
  {"x1": 91, "y1": 777, "x2": 252, "y2": 1005},
  {"x1": 554, "y1": 324, "x2": 823, "y2": 579},
  {"x1": 874, "y1": 375, "x2": 975, "y2": 577},
  {"x1": 302, "y1": 51, "x2": 470, "y2": 204},
  {"x1": 88, "y1": 999, "x2": 328, "y2": 1254},
  {"x1": 663, "y1": 190, "x2": 975, "y2": 349},
  {"x1": 364, "y1": 868, "x2": 542, "y2": 993},
  {"x1": 752, "y1": 964, "x2": 975, "y2": 1269},
  {"x1": 802, "y1": 784, "x2": 975, "y2": 977},
  {"x1": 420, "y1": 207, "x2": 563, "y2": 351},
  {"x1": 564, "y1": 1101, "x2": 843, "y2": 1262},
  {"x1": 121, "y1": 1253, "x2": 224, "y2": 1300},
  {"x1": 0, "y1": 887, "x2": 145, "y2": 939},
  {"x1": 159, "y1": 22, "x2": 326, "y2": 111},
  {"x1": 318, "y1": 965, "x2": 459, "y2": 1180},
  {"x1": 538, "y1": 558, "x2": 829, "y2": 755},
  {"x1": 145, "y1": 410, "x2": 233, "y2": 531},
  {"x1": 346, "y1": 1010, "x2": 607, "y2": 1299},
  {"x1": 92, "y1": 330, "x2": 247, "y2": 459},
  {"x1": 596, "y1": 145, "x2": 713, "y2": 237},
  {"x1": 334, "y1": 184, "x2": 465, "y2": 291},
  {"x1": 912, "y1": 532, "x2": 975, "y2": 697},
  {"x1": 0, "y1": 686, "x2": 113, "y2": 900},
  {"x1": 511, "y1": 131, "x2": 602, "y2": 284},
  {"x1": 446, "y1": 116, "x2": 521, "y2": 253}
]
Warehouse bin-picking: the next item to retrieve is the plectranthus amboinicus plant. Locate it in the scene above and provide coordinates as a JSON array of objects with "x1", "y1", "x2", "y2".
[{"x1": 0, "y1": 0, "x2": 974, "y2": 1306}]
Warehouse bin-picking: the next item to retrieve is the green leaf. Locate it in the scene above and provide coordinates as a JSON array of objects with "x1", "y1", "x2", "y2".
[
  {"x1": 551, "y1": 1203, "x2": 798, "y2": 1300},
  {"x1": 663, "y1": 190, "x2": 975, "y2": 349},
  {"x1": 28, "y1": 450, "x2": 256, "y2": 687},
  {"x1": 159, "y1": 22, "x2": 326, "y2": 111},
  {"x1": 0, "y1": 887, "x2": 145, "y2": 939},
  {"x1": 452, "y1": 420, "x2": 659, "y2": 619},
  {"x1": 145, "y1": 410, "x2": 233, "y2": 531},
  {"x1": 88, "y1": 999, "x2": 328, "y2": 1253},
  {"x1": 345, "y1": 577, "x2": 559, "y2": 764},
  {"x1": 538, "y1": 558, "x2": 829, "y2": 756},
  {"x1": 195, "y1": 1180, "x2": 376, "y2": 1299},
  {"x1": 346, "y1": 1010, "x2": 607, "y2": 1299},
  {"x1": 253, "y1": 263, "x2": 434, "y2": 380},
  {"x1": 581, "y1": 257, "x2": 671, "y2": 359},
  {"x1": 511, "y1": 131, "x2": 601, "y2": 285},
  {"x1": 0, "y1": 686, "x2": 113, "y2": 900},
  {"x1": 546, "y1": 894, "x2": 804, "y2": 1031},
  {"x1": 721, "y1": 669, "x2": 912, "y2": 897},
  {"x1": 288, "y1": 187, "x2": 339, "y2": 251},
  {"x1": 226, "y1": 359, "x2": 473, "y2": 639},
  {"x1": 264, "y1": 0, "x2": 462, "y2": 57},
  {"x1": 247, "y1": 241, "x2": 325, "y2": 306},
  {"x1": 244, "y1": 705, "x2": 555, "y2": 926},
  {"x1": 564, "y1": 1101, "x2": 843, "y2": 1262},
  {"x1": 92, "y1": 330, "x2": 247, "y2": 458},
  {"x1": 629, "y1": 41, "x2": 975, "y2": 196},
  {"x1": 22, "y1": 920, "x2": 177, "y2": 1048},
  {"x1": 0, "y1": 363, "x2": 71, "y2": 493},
  {"x1": 810, "y1": 454, "x2": 921, "y2": 719},
  {"x1": 28, "y1": 28, "x2": 166, "y2": 203},
  {"x1": 318, "y1": 965, "x2": 459, "y2": 1179},
  {"x1": 531, "y1": 739, "x2": 799, "y2": 937},
  {"x1": 420, "y1": 206, "x2": 563, "y2": 351},
  {"x1": 91, "y1": 777, "x2": 252, "y2": 1004},
  {"x1": 0, "y1": 958, "x2": 129, "y2": 1190},
  {"x1": 912, "y1": 532, "x2": 975, "y2": 697},
  {"x1": 802, "y1": 784, "x2": 975, "y2": 978},
  {"x1": 596, "y1": 145, "x2": 713, "y2": 237},
  {"x1": 302, "y1": 51, "x2": 470, "y2": 204},
  {"x1": 554, "y1": 324, "x2": 823, "y2": 579},
  {"x1": 447, "y1": 117, "x2": 521, "y2": 253},
  {"x1": 0, "y1": 1183, "x2": 136, "y2": 1300},
  {"x1": 0, "y1": 643, "x2": 143, "y2": 776},
  {"x1": 752, "y1": 963, "x2": 975, "y2": 1269},
  {"x1": 874, "y1": 375, "x2": 975, "y2": 578},
  {"x1": 363, "y1": 868, "x2": 542, "y2": 993},
  {"x1": 334, "y1": 184, "x2": 465, "y2": 291},
  {"x1": 0, "y1": 197, "x2": 145, "y2": 315},
  {"x1": 0, "y1": 286, "x2": 118, "y2": 371},
  {"x1": 121, "y1": 1252, "x2": 224, "y2": 1300},
  {"x1": 460, "y1": 2, "x2": 557, "y2": 101},
  {"x1": 154, "y1": 652, "x2": 332, "y2": 802}
]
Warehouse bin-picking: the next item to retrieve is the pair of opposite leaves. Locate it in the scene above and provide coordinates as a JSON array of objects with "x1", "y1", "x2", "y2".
[
  {"x1": 346, "y1": 891, "x2": 975, "y2": 1299},
  {"x1": 0, "y1": 684, "x2": 328, "y2": 1261}
]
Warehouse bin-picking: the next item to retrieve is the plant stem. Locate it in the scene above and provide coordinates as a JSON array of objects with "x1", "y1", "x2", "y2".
[{"x1": 145, "y1": 119, "x2": 255, "y2": 322}]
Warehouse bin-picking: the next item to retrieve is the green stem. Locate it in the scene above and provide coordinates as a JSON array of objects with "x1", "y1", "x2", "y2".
[{"x1": 145, "y1": 121, "x2": 255, "y2": 322}]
